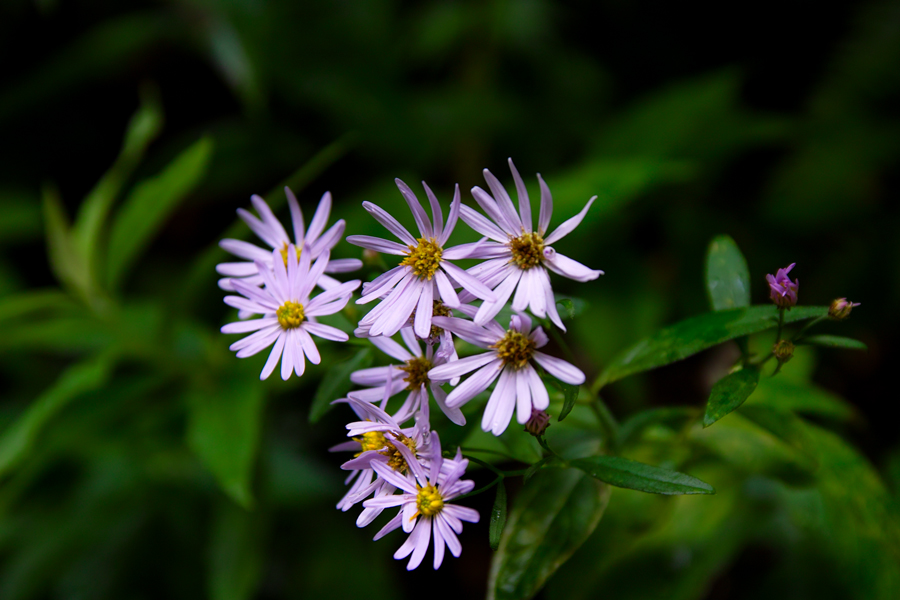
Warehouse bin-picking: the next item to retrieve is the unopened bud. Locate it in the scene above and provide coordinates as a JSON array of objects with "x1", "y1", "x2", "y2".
[
  {"x1": 524, "y1": 408, "x2": 551, "y2": 437},
  {"x1": 773, "y1": 339, "x2": 795, "y2": 363},
  {"x1": 828, "y1": 298, "x2": 860, "y2": 320},
  {"x1": 766, "y1": 263, "x2": 799, "y2": 309}
]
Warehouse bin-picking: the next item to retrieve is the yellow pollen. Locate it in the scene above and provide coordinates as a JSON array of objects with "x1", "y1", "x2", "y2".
[
  {"x1": 400, "y1": 237, "x2": 443, "y2": 280},
  {"x1": 354, "y1": 431, "x2": 387, "y2": 456},
  {"x1": 276, "y1": 301, "x2": 305, "y2": 329},
  {"x1": 414, "y1": 484, "x2": 444, "y2": 519},
  {"x1": 400, "y1": 356, "x2": 433, "y2": 390},
  {"x1": 509, "y1": 232, "x2": 544, "y2": 270},
  {"x1": 278, "y1": 243, "x2": 302, "y2": 267},
  {"x1": 409, "y1": 300, "x2": 453, "y2": 341},
  {"x1": 491, "y1": 330, "x2": 536, "y2": 370},
  {"x1": 379, "y1": 433, "x2": 418, "y2": 473}
]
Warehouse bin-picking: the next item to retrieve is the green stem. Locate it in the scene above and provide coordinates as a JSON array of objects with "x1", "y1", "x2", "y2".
[
  {"x1": 775, "y1": 307, "x2": 785, "y2": 342},
  {"x1": 454, "y1": 476, "x2": 503, "y2": 500},
  {"x1": 791, "y1": 315, "x2": 827, "y2": 343}
]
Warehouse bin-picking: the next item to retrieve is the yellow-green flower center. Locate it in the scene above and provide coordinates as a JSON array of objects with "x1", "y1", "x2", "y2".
[
  {"x1": 400, "y1": 356, "x2": 433, "y2": 390},
  {"x1": 354, "y1": 431, "x2": 387, "y2": 455},
  {"x1": 415, "y1": 484, "x2": 444, "y2": 518},
  {"x1": 509, "y1": 232, "x2": 544, "y2": 270},
  {"x1": 379, "y1": 433, "x2": 418, "y2": 474},
  {"x1": 491, "y1": 330, "x2": 536, "y2": 370},
  {"x1": 276, "y1": 301, "x2": 305, "y2": 329},
  {"x1": 279, "y1": 242, "x2": 302, "y2": 267},
  {"x1": 400, "y1": 237, "x2": 443, "y2": 280}
]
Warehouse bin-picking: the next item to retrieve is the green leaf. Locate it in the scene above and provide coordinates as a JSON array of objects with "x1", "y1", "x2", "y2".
[
  {"x1": 0, "y1": 289, "x2": 76, "y2": 323},
  {"x1": 308, "y1": 349, "x2": 372, "y2": 423},
  {"x1": 593, "y1": 305, "x2": 828, "y2": 391},
  {"x1": 488, "y1": 468, "x2": 610, "y2": 600},
  {"x1": 705, "y1": 234, "x2": 750, "y2": 310},
  {"x1": 617, "y1": 407, "x2": 697, "y2": 446},
  {"x1": 799, "y1": 334, "x2": 867, "y2": 351},
  {"x1": 739, "y1": 404, "x2": 816, "y2": 463},
  {"x1": 106, "y1": 136, "x2": 213, "y2": 288},
  {"x1": 42, "y1": 185, "x2": 88, "y2": 297},
  {"x1": 72, "y1": 89, "x2": 163, "y2": 291},
  {"x1": 208, "y1": 502, "x2": 264, "y2": 600},
  {"x1": 489, "y1": 480, "x2": 508, "y2": 551},
  {"x1": 745, "y1": 376, "x2": 856, "y2": 422},
  {"x1": 556, "y1": 380, "x2": 580, "y2": 422},
  {"x1": 570, "y1": 455, "x2": 715, "y2": 495},
  {"x1": 187, "y1": 365, "x2": 266, "y2": 508},
  {"x1": 703, "y1": 366, "x2": 760, "y2": 427},
  {"x1": 0, "y1": 353, "x2": 114, "y2": 477}
]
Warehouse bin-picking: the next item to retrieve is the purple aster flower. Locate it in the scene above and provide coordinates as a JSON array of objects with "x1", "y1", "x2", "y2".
[
  {"x1": 217, "y1": 188, "x2": 362, "y2": 293},
  {"x1": 428, "y1": 312, "x2": 585, "y2": 436},
  {"x1": 346, "y1": 179, "x2": 495, "y2": 340},
  {"x1": 364, "y1": 432, "x2": 479, "y2": 570},
  {"x1": 459, "y1": 159, "x2": 603, "y2": 331},
  {"x1": 221, "y1": 246, "x2": 360, "y2": 380},
  {"x1": 348, "y1": 326, "x2": 465, "y2": 426},
  {"x1": 330, "y1": 395, "x2": 428, "y2": 526},
  {"x1": 766, "y1": 263, "x2": 799, "y2": 309}
]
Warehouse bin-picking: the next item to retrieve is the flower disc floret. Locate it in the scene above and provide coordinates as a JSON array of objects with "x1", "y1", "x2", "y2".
[
  {"x1": 400, "y1": 356, "x2": 433, "y2": 391},
  {"x1": 400, "y1": 237, "x2": 443, "y2": 280},
  {"x1": 415, "y1": 485, "x2": 444, "y2": 518},
  {"x1": 276, "y1": 301, "x2": 305, "y2": 329},
  {"x1": 355, "y1": 431, "x2": 387, "y2": 454},
  {"x1": 381, "y1": 434, "x2": 418, "y2": 473},
  {"x1": 491, "y1": 330, "x2": 536, "y2": 370},
  {"x1": 509, "y1": 231, "x2": 545, "y2": 270}
]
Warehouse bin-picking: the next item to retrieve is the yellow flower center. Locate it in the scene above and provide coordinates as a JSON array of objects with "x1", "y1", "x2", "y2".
[
  {"x1": 409, "y1": 300, "x2": 453, "y2": 341},
  {"x1": 509, "y1": 231, "x2": 544, "y2": 270},
  {"x1": 278, "y1": 243, "x2": 302, "y2": 267},
  {"x1": 379, "y1": 433, "x2": 418, "y2": 474},
  {"x1": 276, "y1": 301, "x2": 305, "y2": 329},
  {"x1": 354, "y1": 431, "x2": 387, "y2": 455},
  {"x1": 491, "y1": 330, "x2": 536, "y2": 370},
  {"x1": 414, "y1": 484, "x2": 444, "y2": 518},
  {"x1": 400, "y1": 356, "x2": 433, "y2": 391},
  {"x1": 400, "y1": 237, "x2": 443, "y2": 280}
]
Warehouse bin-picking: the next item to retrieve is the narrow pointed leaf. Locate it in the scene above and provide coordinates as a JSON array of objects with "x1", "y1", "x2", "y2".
[
  {"x1": 570, "y1": 455, "x2": 715, "y2": 495},
  {"x1": 799, "y1": 334, "x2": 867, "y2": 351},
  {"x1": 107, "y1": 136, "x2": 213, "y2": 287},
  {"x1": 489, "y1": 480, "x2": 508, "y2": 551},
  {"x1": 557, "y1": 380, "x2": 580, "y2": 422},
  {"x1": 703, "y1": 366, "x2": 759, "y2": 427},
  {"x1": 705, "y1": 234, "x2": 750, "y2": 310},
  {"x1": 488, "y1": 468, "x2": 610, "y2": 600},
  {"x1": 308, "y1": 348, "x2": 372, "y2": 423},
  {"x1": 593, "y1": 305, "x2": 828, "y2": 391},
  {"x1": 42, "y1": 186, "x2": 88, "y2": 296}
]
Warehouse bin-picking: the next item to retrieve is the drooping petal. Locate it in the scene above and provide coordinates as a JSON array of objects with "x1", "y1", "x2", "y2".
[{"x1": 532, "y1": 351, "x2": 585, "y2": 385}]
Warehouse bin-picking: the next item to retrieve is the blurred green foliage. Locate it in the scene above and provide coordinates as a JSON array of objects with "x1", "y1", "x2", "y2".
[{"x1": 1, "y1": 0, "x2": 899, "y2": 599}]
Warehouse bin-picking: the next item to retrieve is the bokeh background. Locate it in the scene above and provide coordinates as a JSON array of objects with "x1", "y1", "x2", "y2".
[{"x1": 1, "y1": 1, "x2": 899, "y2": 599}]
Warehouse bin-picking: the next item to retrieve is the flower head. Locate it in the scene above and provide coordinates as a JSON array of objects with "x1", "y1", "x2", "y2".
[
  {"x1": 346, "y1": 180, "x2": 496, "y2": 339},
  {"x1": 217, "y1": 189, "x2": 362, "y2": 293},
  {"x1": 363, "y1": 432, "x2": 479, "y2": 570},
  {"x1": 428, "y1": 312, "x2": 585, "y2": 436},
  {"x1": 221, "y1": 246, "x2": 360, "y2": 380},
  {"x1": 459, "y1": 159, "x2": 603, "y2": 331},
  {"x1": 766, "y1": 263, "x2": 799, "y2": 309},
  {"x1": 829, "y1": 297, "x2": 860, "y2": 320}
]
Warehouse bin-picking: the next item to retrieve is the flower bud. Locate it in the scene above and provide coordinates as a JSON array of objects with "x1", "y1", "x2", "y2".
[
  {"x1": 773, "y1": 339, "x2": 795, "y2": 363},
  {"x1": 766, "y1": 263, "x2": 799, "y2": 309},
  {"x1": 362, "y1": 248, "x2": 381, "y2": 266},
  {"x1": 828, "y1": 298, "x2": 860, "y2": 320},
  {"x1": 524, "y1": 408, "x2": 551, "y2": 437}
]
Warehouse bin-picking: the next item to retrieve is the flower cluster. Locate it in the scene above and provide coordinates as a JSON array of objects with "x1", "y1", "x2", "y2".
[{"x1": 217, "y1": 160, "x2": 602, "y2": 569}]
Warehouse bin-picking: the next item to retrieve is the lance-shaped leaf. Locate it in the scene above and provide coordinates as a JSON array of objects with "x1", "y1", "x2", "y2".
[
  {"x1": 308, "y1": 348, "x2": 372, "y2": 423},
  {"x1": 705, "y1": 234, "x2": 751, "y2": 310},
  {"x1": 703, "y1": 366, "x2": 759, "y2": 427},
  {"x1": 593, "y1": 305, "x2": 827, "y2": 391},
  {"x1": 556, "y1": 380, "x2": 580, "y2": 422},
  {"x1": 799, "y1": 334, "x2": 867, "y2": 351},
  {"x1": 488, "y1": 468, "x2": 610, "y2": 600},
  {"x1": 489, "y1": 480, "x2": 508, "y2": 551},
  {"x1": 570, "y1": 455, "x2": 715, "y2": 495},
  {"x1": 106, "y1": 136, "x2": 213, "y2": 288}
]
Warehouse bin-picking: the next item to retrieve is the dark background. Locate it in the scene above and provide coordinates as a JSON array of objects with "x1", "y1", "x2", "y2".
[{"x1": 1, "y1": 1, "x2": 897, "y2": 599}]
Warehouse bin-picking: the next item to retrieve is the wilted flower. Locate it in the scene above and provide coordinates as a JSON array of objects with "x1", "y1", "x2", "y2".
[
  {"x1": 346, "y1": 180, "x2": 495, "y2": 339},
  {"x1": 829, "y1": 298, "x2": 860, "y2": 320},
  {"x1": 458, "y1": 159, "x2": 603, "y2": 331},
  {"x1": 766, "y1": 263, "x2": 799, "y2": 309},
  {"x1": 221, "y1": 246, "x2": 359, "y2": 380},
  {"x1": 428, "y1": 312, "x2": 585, "y2": 436},
  {"x1": 364, "y1": 432, "x2": 478, "y2": 570}
]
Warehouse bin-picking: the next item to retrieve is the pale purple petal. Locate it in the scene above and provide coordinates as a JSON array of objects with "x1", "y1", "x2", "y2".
[
  {"x1": 428, "y1": 351, "x2": 498, "y2": 381},
  {"x1": 431, "y1": 384, "x2": 465, "y2": 426},
  {"x1": 544, "y1": 250, "x2": 604, "y2": 282},
  {"x1": 433, "y1": 270, "x2": 460, "y2": 308},
  {"x1": 471, "y1": 186, "x2": 518, "y2": 235},
  {"x1": 370, "y1": 336, "x2": 414, "y2": 362},
  {"x1": 221, "y1": 317, "x2": 278, "y2": 334},
  {"x1": 508, "y1": 158, "x2": 532, "y2": 232},
  {"x1": 537, "y1": 173, "x2": 553, "y2": 236},
  {"x1": 306, "y1": 191, "x2": 332, "y2": 243},
  {"x1": 400, "y1": 327, "x2": 422, "y2": 357},
  {"x1": 440, "y1": 261, "x2": 496, "y2": 301},
  {"x1": 526, "y1": 365, "x2": 550, "y2": 411},
  {"x1": 296, "y1": 327, "x2": 321, "y2": 365},
  {"x1": 260, "y1": 333, "x2": 286, "y2": 380},
  {"x1": 422, "y1": 181, "x2": 444, "y2": 242},
  {"x1": 432, "y1": 519, "x2": 446, "y2": 569},
  {"x1": 436, "y1": 515, "x2": 462, "y2": 557},
  {"x1": 220, "y1": 238, "x2": 273, "y2": 262},
  {"x1": 303, "y1": 322, "x2": 349, "y2": 342},
  {"x1": 515, "y1": 370, "x2": 532, "y2": 424},
  {"x1": 474, "y1": 269, "x2": 521, "y2": 325},
  {"x1": 482, "y1": 367, "x2": 515, "y2": 435},
  {"x1": 309, "y1": 219, "x2": 346, "y2": 256},
  {"x1": 324, "y1": 258, "x2": 363, "y2": 273},
  {"x1": 395, "y1": 179, "x2": 432, "y2": 238},
  {"x1": 345, "y1": 235, "x2": 409, "y2": 255},
  {"x1": 441, "y1": 184, "x2": 461, "y2": 245},
  {"x1": 237, "y1": 208, "x2": 281, "y2": 248},
  {"x1": 407, "y1": 518, "x2": 432, "y2": 570},
  {"x1": 233, "y1": 279, "x2": 279, "y2": 311},
  {"x1": 224, "y1": 295, "x2": 269, "y2": 315},
  {"x1": 250, "y1": 194, "x2": 289, "y2": 243},
  {"x1": 232, "y1": 325, "x2": 282, "y2": 356},
  {"x1": 482, "y1": 168, "x2": 522, "y2": 231},
  {"x1": 363, "y1": 201, "x2": 417, "y2": 246},
  {"x1": 445, "y1": 360, "x2": 504, "y2": 408},
  {"x1": 374, "y1": 511, "x2": 403, "y2": 540},
  {"x1": 285, "y1": 187, "x2": 305, "y2": 246},
  {"x1": 530, "y1": 325, "x2": 549, "y2": 348},
  {"x1": 281, "y1": 329, "x2": 296, "y2": 380},
  {"x1": 430, "y1": 316, "x2": 496, "y2": 348},
  {"x1": 359, "y1": 266, "x2": 407, "y2": 303},
  {"x1": 216, "y1": 262, "x2": 260, "y2": 277},
  {"x1": 414, "y1": 278, "x2": 434, "y2": 339},
  {"x1": 533, "y1": 351, "x2": 585, "y2": 385},
  {"x1": 459, "y1": 204, "x2": 508, "y2": 241},
  {"x1": 545, "y1": 196, "x2": 596, "y2": 245}
]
